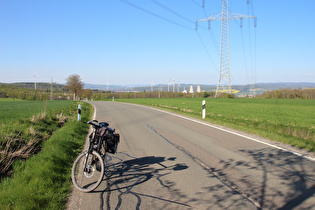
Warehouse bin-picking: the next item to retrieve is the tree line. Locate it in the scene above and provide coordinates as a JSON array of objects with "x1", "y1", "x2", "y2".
[
  {"x1": 0, "y1": 84, "x2": 69, "y2": 100},
  {"x1": 257, "y1": 88, "x2": 315, "y2": 99},
  {"x1": 92, "y1": 91, "x2": 205, "y2": 100},
  {"x1": 1, "y1": 74, "x2": 314, "y2": 100},
  {"x1": 92, "y1": 91, "x2": 236, "y2": 100},
  {"x1": 0, "y1": 74, "x2": 92, "y2": 101}
]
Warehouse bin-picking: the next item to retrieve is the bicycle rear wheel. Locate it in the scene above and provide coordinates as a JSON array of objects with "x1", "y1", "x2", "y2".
[{"x1": 71, "y1": 150, "x2": 105, "y2": 192}]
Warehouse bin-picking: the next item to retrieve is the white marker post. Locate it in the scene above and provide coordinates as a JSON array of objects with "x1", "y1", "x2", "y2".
[
  {"x1": 78, "y1": 104, "x2": 81, "y2": 121},
  {"x1": 202, "y1": 100, "x2": 206, "y2": 119}
]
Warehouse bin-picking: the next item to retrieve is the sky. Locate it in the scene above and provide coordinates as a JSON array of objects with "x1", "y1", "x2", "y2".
[{"x1": 1, "y1": 0, "x2": 314, "y2": 86}]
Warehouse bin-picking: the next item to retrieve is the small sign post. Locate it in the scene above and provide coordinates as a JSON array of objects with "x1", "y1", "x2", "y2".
[
  {"x1": 78, "y1": 104, "x2": 81, "y2": 121},
  {"x1": 202, "y1": 100, "x2": 206, "y2": 119}
]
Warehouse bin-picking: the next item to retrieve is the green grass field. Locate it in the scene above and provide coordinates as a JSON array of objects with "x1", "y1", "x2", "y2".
[
  {"x1": 0, "y1": 99, "x2": 74, "y2": 125},
  {"x1": 117, "y1": 98, "x2": 315, "y2": 152},
  {"x1": 0, "y1": 99, "x2": 92, "y2": 209},
  {"x1": 0, "y1": 99, "x2": 80, "y2": 177},
  {"x1": 0, "y1": 99, "x2": 79, "y2": 144}
]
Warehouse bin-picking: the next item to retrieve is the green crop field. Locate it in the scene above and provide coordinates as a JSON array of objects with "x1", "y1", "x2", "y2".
[
  {"x1": 0, "y1": 99, "x2": 92, "y2": 209},
  {"x1": 0, "y1": 99, "x2": 73, "y2": 125},
  {"x1": 0, "y1": 99, "x2": 80, "y2": 177},
  {"x1": 117, "y1": 98, "x2": 315, "y2": 152}
]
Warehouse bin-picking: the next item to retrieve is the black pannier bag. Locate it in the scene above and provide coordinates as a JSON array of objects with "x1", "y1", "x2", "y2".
[
  {"x1": 96, "y1": 126, "x2": 120, "y2": 154},
  {"x1": 104, "y1": 133, "x2": 120, "y2": 154}
]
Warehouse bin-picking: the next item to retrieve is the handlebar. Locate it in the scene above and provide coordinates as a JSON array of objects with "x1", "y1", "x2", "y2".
[{"x1": 87, "y1": 120, "x2": 110, "y2": 129}]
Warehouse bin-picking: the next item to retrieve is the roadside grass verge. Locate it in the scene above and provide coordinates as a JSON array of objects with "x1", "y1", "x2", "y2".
[
  {"x1": 0, "y1": 102, "x2": 92, "y2": 209},
  {"x1": 117, "y1": 98, "x2": 315, "y2": 152},
  {"x1": 0, "y1": 100, "x2": 77, "y2": 177}
]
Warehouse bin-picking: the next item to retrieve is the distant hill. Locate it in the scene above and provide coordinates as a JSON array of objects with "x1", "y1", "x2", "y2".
[
  {"x1": 252, "y1": 82, "x2": 315, "y2": 90},
  {"x1": 2, "y1": 82, "x2": 315, "y2": 93},
  {"x1": 95, "y1": 82, "x2": 315, "y2": 93},
  {"x1": 0, "y1": 82, "x2": 66, "y2": 91},
  {"x1": 83, "y1": 83, "x2": 137, "y2": 91}
]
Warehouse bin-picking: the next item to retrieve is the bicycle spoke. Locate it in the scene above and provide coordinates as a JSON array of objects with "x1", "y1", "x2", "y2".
[{"x1": 71, "y1": 151, "x2": 104, "y2": 192}]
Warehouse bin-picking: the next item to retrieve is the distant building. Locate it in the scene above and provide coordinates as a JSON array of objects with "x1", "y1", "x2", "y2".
[
  {"x1": 182, "y1": 86, "x2": 187, "y2": 93},
  {"x1": 197, "y1": 86, "x2": 201, "y2": 93},
  {"x1": 189, "y1": 85, "x2": 194, "y2": 93}
]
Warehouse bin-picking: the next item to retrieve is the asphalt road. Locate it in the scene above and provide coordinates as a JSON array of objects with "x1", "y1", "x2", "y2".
[{"x1": 67, "y1": 101, "x2": 315, "y2": 210}]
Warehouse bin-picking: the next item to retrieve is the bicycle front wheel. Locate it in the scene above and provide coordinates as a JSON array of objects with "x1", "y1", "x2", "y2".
[{"x1": 71, "y1": 150, "x2": 105, "y2": 192}]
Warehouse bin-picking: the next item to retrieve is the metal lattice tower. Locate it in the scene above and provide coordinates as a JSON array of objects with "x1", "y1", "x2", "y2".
[{"x1": 196, "y1": 0, "x2": 256, "y2": 98}]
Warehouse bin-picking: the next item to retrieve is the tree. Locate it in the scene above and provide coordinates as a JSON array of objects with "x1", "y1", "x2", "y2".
[
  {"x1": 65, "y1": 74, "x2": 84, "y2": 101},
  {"x1": 82, "y1": 89, "x2": 93, "y2": 101}
]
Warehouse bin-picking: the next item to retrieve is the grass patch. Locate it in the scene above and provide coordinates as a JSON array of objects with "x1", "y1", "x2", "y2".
[
  {"x1": 0, "y1": 100, "x2": 79, "y2": 177},
  {"x1": 0, "y1": 102, "x2": 92, "y2": 209},
  {"x1": 117, "y1": 98, "x2": 315, "y2": 152},
  {"x1": 0, "y1": 100, "x2": 73, "y2": 131}
]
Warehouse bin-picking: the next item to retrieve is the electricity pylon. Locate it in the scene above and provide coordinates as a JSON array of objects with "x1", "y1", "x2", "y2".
[{"x1": 196, "y1": 0, "x2": 256, "y2": 98}]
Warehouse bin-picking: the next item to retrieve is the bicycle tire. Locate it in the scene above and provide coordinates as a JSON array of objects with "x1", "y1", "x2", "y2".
[{"x1": 71, "y1": 150, "x2": 105, "y2": 192}]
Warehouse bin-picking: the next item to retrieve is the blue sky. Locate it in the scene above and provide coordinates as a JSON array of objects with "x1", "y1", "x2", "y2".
[{"x1": 1, "y1": 0, "x2": 314, "y2": 86}]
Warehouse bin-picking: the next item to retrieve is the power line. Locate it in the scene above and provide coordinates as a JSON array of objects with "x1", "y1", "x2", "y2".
[
  {"x1": 119, "y1": 0, "x2": 194, "y2": 30},
  {"x1": 150, "y1": 0, "x2": 195, "y2": 25},
  {"x1": 200, "y1": 3, "x2": 221, "y2": 55},
  {"x1": 195, "y1": 31, "x2": 219, "y2": 72},
  {"x1": 240, "y1": 28, "x2": 249, "y2": 85},
  {"x1": 190, "y1": 0, "x2": 203, "y2": 8},
  {"x1": 207, "y1": 27, "x2": 220, "y2": 55},
  {"x1": 249, "y1": 0, "x2": 257, "y2": 79}
]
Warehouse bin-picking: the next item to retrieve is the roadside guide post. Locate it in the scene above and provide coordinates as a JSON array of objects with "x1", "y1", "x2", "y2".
[
  {"x1": 202, "y1": 100, "x2": 206, "y2": 119},
  {"x1": 78, "y1": 104, "x2": 81, "y2": 121}
]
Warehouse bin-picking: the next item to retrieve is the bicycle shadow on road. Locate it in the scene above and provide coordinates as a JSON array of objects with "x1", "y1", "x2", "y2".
[
  {"x1": 97, "y1": 154, "x2": 188, "y2": 193},
  {"x1": 94, "y1": 154, "x2": 190, "y2": 209}
]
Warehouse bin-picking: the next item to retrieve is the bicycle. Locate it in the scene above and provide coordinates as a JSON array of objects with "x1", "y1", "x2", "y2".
[{"x1": 71, "y1": 120, "x2": 120, "y2": 192}]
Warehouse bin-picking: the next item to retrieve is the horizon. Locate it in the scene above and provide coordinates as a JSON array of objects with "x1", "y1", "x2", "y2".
[{"x1": 2, "y1": 81, "x2": 315, "y2": 87}]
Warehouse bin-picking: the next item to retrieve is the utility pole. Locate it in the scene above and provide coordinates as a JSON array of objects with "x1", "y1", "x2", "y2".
[
  {"x1": 196, "y1": 0, "x2": 256, "y2": 98},
  {"x1": 151, "y1": 80, "x2": 154, "y2": 92},
  {"x1": 50, "y1": 77, "x2": 53, "y2": 100},
  {"x1": 34, "y1": 74, "x2": 37, "y2": 90},
  {"x1": 158, "y1": 84, "x2": 162, "y2": 98}
]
